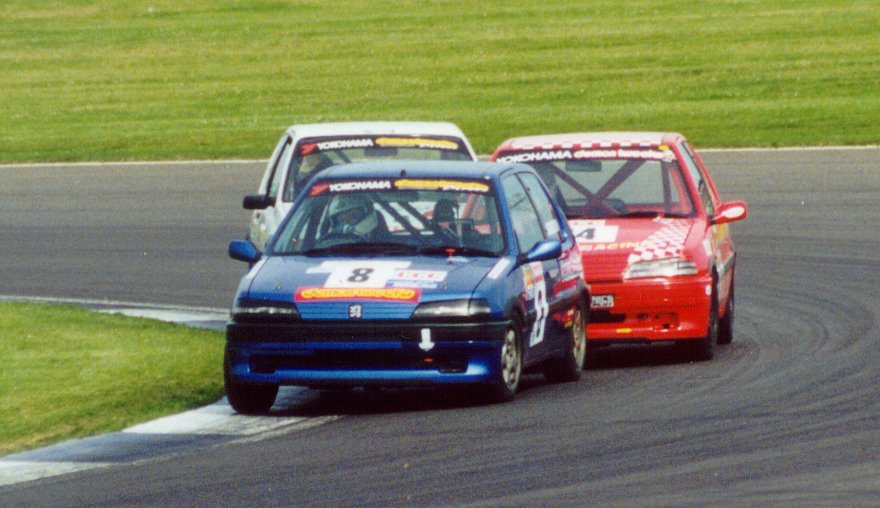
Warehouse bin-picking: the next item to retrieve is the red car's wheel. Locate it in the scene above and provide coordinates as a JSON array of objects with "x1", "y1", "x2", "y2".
[
  {"x1": 718, "y1": 280, "x2": 735, "y2": 345},
  {"x1": 689, "y1": 287, "x2": 719, "y2": 361}
]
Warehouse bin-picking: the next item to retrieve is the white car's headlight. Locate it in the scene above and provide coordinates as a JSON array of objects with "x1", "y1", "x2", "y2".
[
  {"x1": 623, "y1": 258, "x2": 697, "y2": 279},
  {"x1": 412, "y1": 299, "x2": 491, "y2": 319}
]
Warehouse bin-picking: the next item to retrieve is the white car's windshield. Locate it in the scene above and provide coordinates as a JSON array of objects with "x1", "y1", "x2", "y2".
[
  {"x1": 271, "y1": 177, "x2": 506, "y2": 257},
  {"x1": 284, "y1": 135, "x2": 474, "y2": 200}
]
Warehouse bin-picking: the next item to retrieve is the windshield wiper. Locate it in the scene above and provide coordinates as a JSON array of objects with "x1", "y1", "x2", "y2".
[
  {"x1": 418, "y1": 246, "x2": 499, "y2": 258},
  {"x1": 302, "y1": 242, "x2": 418, "y2": 256},
  {"x1": 616, "y1": 211, "x2": 662, "y2": 218},
  {"x1": 616, "y1": 211, "x2": 692, "y2": 219}
]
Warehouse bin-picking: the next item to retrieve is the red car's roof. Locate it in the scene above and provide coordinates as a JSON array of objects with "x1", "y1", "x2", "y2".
[{"x1": 495, "y1": 132, "x2": 682, "y2": 151}]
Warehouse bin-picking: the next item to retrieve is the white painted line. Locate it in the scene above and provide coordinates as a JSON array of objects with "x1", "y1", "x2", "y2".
[
  {"x1": 1, "y1": 146, "x2": 879, "y2": 169},
  {"x1": 123, "y1": 399, "x2": 309, "y2": 436},
  {"x1": 0, "y1": 295, "x2": 225, "y2": 315},
  {"x1": 0, "y1": 159, "x2": 267, "y2": 168},
  {"x1": 99, "y1": 308, "x2": 228, "y2": 324},
  {"x1": 699, "y1": 145, "x2": 880, "y2": 153},
  {"x1": 0, "y1": 461, "x2": 112, "y2": 487}
]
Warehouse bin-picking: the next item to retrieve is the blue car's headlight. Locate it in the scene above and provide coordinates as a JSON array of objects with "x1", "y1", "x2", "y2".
[
  {"x1": 412, "y1": 299, "x2": 491, "y2": 320},
  {"x1": 623, "y1": 258, "x2": 697, "y2": 279},
  {"x1": 231, "y1": 299, "x2": 300, "y2": 323}
]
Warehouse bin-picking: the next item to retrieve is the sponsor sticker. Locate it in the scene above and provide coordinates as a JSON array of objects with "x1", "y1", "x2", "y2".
[
  {"x1": 578, "y1": 241, "x2": 643, "y2": 252},
  {"x1": 495, "y1": 150, "x2": 573, "y2": 164},
  {"x1": 301, "y1": 138, "x2": 375, "y2": 155},
  {"x1": 560, "y1": 250, "x2": 584, "y2": 279},
  {"x1": 388, "y1": 280, "x2": 438, "y2": 289},
  {"x1": 327, "y1": 180, "x2": 392, "y2": 193},
  {"x1": 497, "y1": 147, "x2": 677, "y2": 163},
  {"x1": 375, "y1": 137, "x2": 460, "y2": 150},
  {"x1": 487, "y1": 258, "x2": 513, "y2": 279},
  {"x1": 391, "y1": 269, "x2": 447, "y2": 282},
  {"x1": 295, "y1": 287, "x2": 421, "y2": 303},
  {"x1": 394, "y1": 179, "x2": 490, "y2": 193}
]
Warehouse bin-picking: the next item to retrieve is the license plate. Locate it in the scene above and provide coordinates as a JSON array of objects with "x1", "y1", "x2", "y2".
[{"x1": 591, "y1": 294, "x2": 614, "y2": 309}]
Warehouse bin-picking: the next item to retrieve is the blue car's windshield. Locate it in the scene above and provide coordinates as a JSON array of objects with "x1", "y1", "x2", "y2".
[{"x1": 270, "y1": 177, "x2": 506, "y2": 257}]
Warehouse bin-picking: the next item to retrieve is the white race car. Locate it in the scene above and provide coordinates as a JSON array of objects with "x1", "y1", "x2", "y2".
[{"x1": 244, "y1": 122, "x2": 478, "y2": 249}]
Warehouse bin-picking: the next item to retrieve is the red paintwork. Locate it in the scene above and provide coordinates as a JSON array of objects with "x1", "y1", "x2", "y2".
[{"x1": 491, "y1": 132, "x2": 747, "y2": 345}]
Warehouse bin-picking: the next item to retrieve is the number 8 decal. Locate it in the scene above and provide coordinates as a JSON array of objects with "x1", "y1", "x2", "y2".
[
  {"x1": 529, "y1": 273, "x2": 549, "y2": 347},
  {"x1": 347, "y1": 267, "x2": 374, "y2": 283}
]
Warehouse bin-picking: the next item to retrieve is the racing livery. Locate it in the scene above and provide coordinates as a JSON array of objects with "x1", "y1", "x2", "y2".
[
  {"x1": 491, "y1": 132, "x2": 747, "y2": 360},
  {"x1": 225, "y1": 161, "x2": 589, "y2": 413},
  {"x1": 243, "y1": 122, "x2": 479, "y2": 249}
]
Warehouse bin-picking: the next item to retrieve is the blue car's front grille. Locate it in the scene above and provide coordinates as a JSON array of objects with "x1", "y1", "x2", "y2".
[
  {"x1": 296, "y1": 302, "x2": 417, "y2": 320},
  {"x1": 250, "y1": 351, "x2": 469, "y2": 373}
]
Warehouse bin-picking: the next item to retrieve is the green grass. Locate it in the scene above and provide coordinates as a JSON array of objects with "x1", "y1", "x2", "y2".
[
  {"x1": 0, "y1": 303, "x2": 225, "y2": 455},
  {"x1": 2, "y1": 0, "x2": 878, "y2": 163}
]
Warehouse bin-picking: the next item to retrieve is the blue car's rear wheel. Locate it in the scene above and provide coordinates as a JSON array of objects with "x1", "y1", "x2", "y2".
[{"x1": 543, "y1": 302, "x2": 586, "y2": 383}]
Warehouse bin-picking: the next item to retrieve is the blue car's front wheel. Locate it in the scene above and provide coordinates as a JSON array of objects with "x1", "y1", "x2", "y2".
[
  {"x1": 224, "y1": 348, "x2": 278, "y2": 415},
  {"x1": 485, "y1": 322, "x2": 523, "y2": 403}
]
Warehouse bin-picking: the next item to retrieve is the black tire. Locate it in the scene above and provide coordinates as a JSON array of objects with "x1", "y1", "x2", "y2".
[
  {"x1": 689, "y1": 288, "x2": 719, "y2": 361},
  {"x1": 543, "y1": 302, "x2": 586, "y2": 383},
  {"x1": 485, "y1": 322, "x2": 523, "y2": 403},
  {"x1": 718, "y1": 280, "x2": 735, "y2": 345},
  {"x1": 224, "y1": 349, "x2": 278, "y2": 415}
]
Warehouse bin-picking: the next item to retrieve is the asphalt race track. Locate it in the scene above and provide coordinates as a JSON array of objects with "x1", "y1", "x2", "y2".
[{"x1": 1, "y1": 149, "x2": 879, "y2": 507}]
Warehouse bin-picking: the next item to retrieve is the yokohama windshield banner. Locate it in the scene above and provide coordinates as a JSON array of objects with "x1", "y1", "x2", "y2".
[
  {"x1": 495, "y1": 147, "x2": 676, "y2": 164},
  {"x1": 299, "y1": 135, "x2": 465, "y2": 156}
]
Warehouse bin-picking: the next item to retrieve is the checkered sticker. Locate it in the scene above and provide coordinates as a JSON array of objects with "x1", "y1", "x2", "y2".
[{"x1": 626, "y1": 221, "x2": 692, "y2": 264}]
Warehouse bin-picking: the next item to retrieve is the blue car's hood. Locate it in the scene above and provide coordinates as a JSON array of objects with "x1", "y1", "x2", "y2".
[{"x1": 241, "y1": 255, "x2": 505, "y2": 320}]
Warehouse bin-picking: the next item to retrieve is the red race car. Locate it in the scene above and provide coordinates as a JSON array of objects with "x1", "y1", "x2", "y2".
[{"x1": 491, "y1": 132, "x2": 747, "y2": 360}]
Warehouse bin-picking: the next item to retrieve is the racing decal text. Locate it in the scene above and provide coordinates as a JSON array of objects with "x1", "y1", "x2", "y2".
[
  {"x1": 375, "y1": 137, "x2": 459, "y2": 150},
  {"x1": 328, "y1": 180, "x2": 393, "y2": 193},
  {"x1": 394, "y1": 179, "x2": 490, "y2": 193},
  {"x1": 295, "y1": 287, "x2": 421, "y2": 303}
]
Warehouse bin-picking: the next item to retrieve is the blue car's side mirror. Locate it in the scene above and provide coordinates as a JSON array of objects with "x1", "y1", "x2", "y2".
[
  {"x1": 229, "y1": 239, "x2": 261, "y2": 264},
  {"x1": 525, "y1": 239, "x2": 562, "y2": 263}
]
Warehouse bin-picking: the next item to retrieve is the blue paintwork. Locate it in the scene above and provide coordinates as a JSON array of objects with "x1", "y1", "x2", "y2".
[{"x1": 225, "y1": 161, "x2": 587, "y2": 395}]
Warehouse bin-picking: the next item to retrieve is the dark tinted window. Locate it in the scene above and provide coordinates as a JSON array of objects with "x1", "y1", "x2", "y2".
[
  {"x1": 679, "y1": 143, "x2": 715, "y2": 216},
  {"x1": 517, "y1": 172, "x2": 562, "y2": 242},
  {"x1": 501, "y1": 174, "x2": 546, "y2": 253}
]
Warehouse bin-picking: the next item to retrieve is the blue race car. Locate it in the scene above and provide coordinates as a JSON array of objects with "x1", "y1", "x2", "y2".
[{"x1": 225, "y1": 161, "x2": 589, "y2": 413}]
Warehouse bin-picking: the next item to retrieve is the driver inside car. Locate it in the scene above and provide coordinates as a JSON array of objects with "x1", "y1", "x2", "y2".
[{"x1": 326, "y1": 194, "x2": 385, "y2": 239}]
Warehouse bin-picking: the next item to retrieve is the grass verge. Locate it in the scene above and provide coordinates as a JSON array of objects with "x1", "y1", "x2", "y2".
[
  {"x1": 0, "y1": 303, "x2": 225, "y2": 456},
  {"x1": 1, "y1": 0, "x2": 878, "y2": 163}
]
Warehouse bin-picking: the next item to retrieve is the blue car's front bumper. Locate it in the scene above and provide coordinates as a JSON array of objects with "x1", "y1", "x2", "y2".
[{"x1": 225, "y1": 320, "x2": 510, "y2": 388}]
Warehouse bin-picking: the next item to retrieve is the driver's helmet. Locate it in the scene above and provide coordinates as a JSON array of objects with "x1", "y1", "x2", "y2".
[{"x1": 327, "y1": 194, "x2": 378, "y2": 236}]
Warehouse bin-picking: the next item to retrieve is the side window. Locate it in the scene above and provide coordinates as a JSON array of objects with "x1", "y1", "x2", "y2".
[
  {"x1": 679, "y1": 143, "x2": 716, "y2": 216},
  {"x1": 267, "y1": 138, "x2": 294, "y2": 200},
  {"x1": 502, "y1": 175, "x2": 546, "y2": 254},
  {"x1": 517, "y1": 172, "x2": 562, "y2": 242}
]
